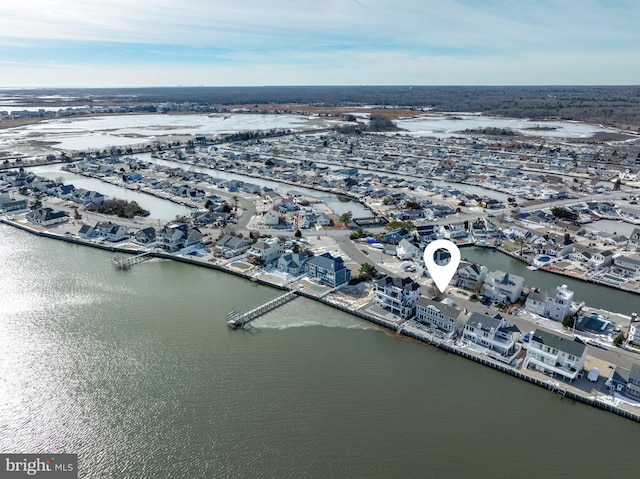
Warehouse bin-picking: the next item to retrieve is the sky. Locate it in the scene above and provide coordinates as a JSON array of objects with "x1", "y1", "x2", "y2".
[{"x1": 0, "y1": 0, "x2": 638, "y2": 88}]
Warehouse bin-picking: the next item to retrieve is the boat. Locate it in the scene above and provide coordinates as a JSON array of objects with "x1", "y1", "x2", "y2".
[{"x1": 526, "y1": 265, "x2": 538, "y2": 271}]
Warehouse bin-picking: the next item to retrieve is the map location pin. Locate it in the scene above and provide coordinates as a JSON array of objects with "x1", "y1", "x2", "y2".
[{"x1": 423, "y1": 239, "x2": 461, "y2": 293}]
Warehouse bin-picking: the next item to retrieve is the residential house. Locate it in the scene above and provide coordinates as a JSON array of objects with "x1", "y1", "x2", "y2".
[
  {"x1": 630, "y1": 228, "x2": 640, "y2": 251},
  {"x1": 277, "y1": 251, "x2": 308, "y2": 275},
  {"x1": 416, "y1": 297, "x2": 465, "y2": 336},
  {"x1": 396, "y1": 238, "x2": 420, "y2": 261},
  {"x1": 26, "y1": 207, "x2": 67, "y2": 226},
  {"x1": 416, "y1": 225, "x2": 443, "y2": 244},
  {"x1": 481, "y1": 271, "x2": 524, "y2": 303},
  {"x1": 525, "y1": 329, "x2": 587, "y2": 381},
  {"x1": 306, "y1": 252, "x2": 351, "y2": 287},
  {"x1": 94, "y1": 221, "x2": 129, "y2": 242},
  {"x1": 545, "y1": 285, "x2": 574, "y2": 321},
  {"x1": 629, "y1": 320, "x2": 640, "y2": 347},
  {"x1": 247, "y1": 237, "x2": 284, "y2": 264},
  {"x1": 611, "y1": 254, "x2": 640, "y2": 279},
  {"x1": 215, "y1": 235, "x2": 251, "y2": 259},
  {"x1": 74, "y1": 189, "x2": 105, "y2": 207},
  {"x1": 610, "y1": 363, "x2": 640, "y2": 401},
  {"x1": 299, "y1": 212, "x2": 331, "y2": 229},
  {"x1": 462, "y1": 312, "x2": 517, "y2": 355},
  {"x1": 0, "y1": 195, "x2": 28, "y2": 213},
  {"x1": 525, "y1": 289, "x2": 547, "y2": 316},
  {"x1": 157, "y1": 223, "x2": 189, "y2": 251},
  {"x1": 262, "y1": 209, "x2": 280, "y2": 226},
  {"x1": 77, "y1": 224, "x2": 95, "y2": 238},
  {"x1": 135, "y1": 227, "x2": 156, "y2": 245},
  {"x1": 373, "y1": 276, "x2": 421, "y2": 320},
  {"x1": 455, "y1": 262, "x2": 488, "y2": 293},
  {"x1": 567, "y1": 246, "x2": 614, "y2": 270},
  {"x1": 383, "y1": 227, "x2": 414, "y2": 245}
]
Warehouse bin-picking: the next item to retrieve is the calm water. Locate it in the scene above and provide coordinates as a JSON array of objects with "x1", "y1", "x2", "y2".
[
  {"x1": 460, "y1": 246, "x2": 639, "y2": 315},
  {"x1": 0, "y1": 224, "x2": 637, "y2": 478}
]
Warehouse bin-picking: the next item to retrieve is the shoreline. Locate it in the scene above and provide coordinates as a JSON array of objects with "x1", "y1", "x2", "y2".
[{"x1": 2, "y1": 217, "x2": 639, "y2": 424}]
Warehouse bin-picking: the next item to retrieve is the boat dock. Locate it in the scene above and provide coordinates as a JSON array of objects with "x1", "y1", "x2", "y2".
[
  {"x1": 227, "y1": 290, "x2": 298, "y2": 329},
  {"x1": 112, "y1": 252, "x2": 152, "y2": 270}
]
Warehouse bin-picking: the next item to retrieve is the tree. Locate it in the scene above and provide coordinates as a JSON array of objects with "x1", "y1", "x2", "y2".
[
  {"x1": 562, "y1": 313, "x2": 576, "y2": 330},
  {"x1": 29, "y1": 199, "x2": 42, "y2": 210},
  {"x1": 204, "y1": 199, "x2": 213, "y2": 209},
  {"x1": 613, "y1": 332, "x2": 625, "y2": 347},
  {"x1": 358, "y1": 263, "x2": 378, "y2": 281},
  {"x1": 551, "y1": 207, "x2": 578, "y2": 221},
  {"x1": 339, "y1": 211, "x2": 353, "y2": 227},
  {"x1": 232, "y1": 195, "x2": 239, "y2": 214},
  {"x1": 294, "y1": 229, "x2": 302, "y2": 238},
  {"x1": 404, "y1": 200, "x2": 422, "y2": 210},
  {"x1": 514, "y1": 236, "x2": 527, "y2": 256},
  {"x1": 73, "y1": 208, "x2": 82, "y2": 220}
]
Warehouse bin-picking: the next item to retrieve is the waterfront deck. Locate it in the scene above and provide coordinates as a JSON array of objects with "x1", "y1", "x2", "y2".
[
  {"x1": 227, "y1": 290, "x2": 298, "y2": 329},
  {"x1": 112, "y1": 252, "x2": 152, "y2": 270}
]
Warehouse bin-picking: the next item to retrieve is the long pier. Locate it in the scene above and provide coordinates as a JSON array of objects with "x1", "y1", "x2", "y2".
[
  {"x1": 227, "y1": 290, "x2": 298, "y2": 329},
  {"x1": 112, "y1": 252, "x2": 152, "y2": 270}
]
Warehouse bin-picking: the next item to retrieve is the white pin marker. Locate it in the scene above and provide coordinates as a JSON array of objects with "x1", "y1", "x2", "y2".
[{"x1": 423, "y1": 239, "x2": 461, "y2": 293}]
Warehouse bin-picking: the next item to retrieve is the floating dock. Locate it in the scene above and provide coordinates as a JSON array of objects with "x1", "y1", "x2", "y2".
[
  {"x1": 112, "y1": 252, "x2": 152, "y2": 270},
  {"x1": 227, "y1": 290, "x2": 298, "y2": 329}
]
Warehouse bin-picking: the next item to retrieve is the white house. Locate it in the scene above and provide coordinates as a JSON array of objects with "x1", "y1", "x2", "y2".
[
  {"x1": 462, "y1": 312, "x2": 517, "y2": 355},
  {"x1": 215, "y1": 235, "x2": 251, "y2": 259},
  {"x1": 525, "y1": 289, "x2": 547, "y2": 316},
  {"x1": 277, "y1": 251, "x2": 308, "y2": 275},
  {"x1": 415, "y1": 297, "x2": 465, "y2": 336},
  {"x1": 94, "y1": 221, "x2": 129, "y2": 242},
  {"x1": 630, "y1": 228, "x2": 640, "y2": 251},
  {"x1": 373, "y1": 276, "x2": 421, "y2": 320},
  {"x1": 481, "y1": 271, "x2": 524, "y2": 304},
  {"x1": 247, "y1": 237, "x2": 284, "y2": 264},
  {"x1": 525, "y1": 329, "x2": 587, "y2": 382},
  {"x1": 26, "y1": 207, "x2": 67, "y2": 226},
  {"x1": 629, "y1": 320, "x2": 640, "y2": 347},
  {"x1": 545, "y1": 285, "x2": 574, "y2": 321},
  {"x1": 396, "y1": 238, "x2": 420, "y2": 261},
  {"x1": 611, "y1": 254, "x2": 640, "y2": 279},
  {"x1": 262, "y1": 209, "x2": 280, "y2": 227},
  {"x1": 455, "y1": 262, "x2": 488, "y2": 292}
]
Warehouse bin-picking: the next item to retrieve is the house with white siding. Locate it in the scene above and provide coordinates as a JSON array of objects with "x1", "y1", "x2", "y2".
[
  {"x1": 416, "y1": 297, "x2": 465, "y2": 336},
  {"x1": 374, "y1": 276, "x2": 421, "y2": 320},
  {"x1": 525, "y1": 329, "x2": 587, "y2": 381}
]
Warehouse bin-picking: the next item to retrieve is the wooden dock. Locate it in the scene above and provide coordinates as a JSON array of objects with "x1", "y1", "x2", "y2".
[
  {"x1": 112, "y1": 252, "x2": 152, "y2": 270},
  {"x1": 227, "y1": 290, "x2": 298, "y2": 329}
]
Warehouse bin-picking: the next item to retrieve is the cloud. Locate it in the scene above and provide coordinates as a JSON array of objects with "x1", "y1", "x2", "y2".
[{"x1": 0, "y1": 1, "x2": 638, "y2": 86}]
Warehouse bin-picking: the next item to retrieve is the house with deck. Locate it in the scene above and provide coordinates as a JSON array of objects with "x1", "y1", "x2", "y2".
[
  {"x1": 630, "y1": 228, "x2": 640, "y2": 251},
  {"x1": 481, "y1": 271, "x2": 524, "y2": 303},
  {"x1": 277, "y1": 251, "x2": 308, "y2": 275},
  {"x1": 373, "y1": 276, "x2": 421, "y2": 320},
  {"x1": 610, "y1": 364, "x2": 640, "y2": 401},
  {"x1": 525, "y1": 329, "x2": 587, "y2": 381},
  {"x1": 215, "y1": 235, "x2": 251, "y2": 259},
  {"x1": 306, "y1": 252, "x2": 351, "y2": 287},
  {"x1": 416, "y1": 297, "x2": 464, "y2": 336},
  {"x1": 247, "y1": 237, "x2": 284, "y2": 265},
  {"x1": 455, "y1": 262, "x2": 488, "y2": 293},
  {"x1": 462, "y1": 312, "x2": 517, "y2": 355}
]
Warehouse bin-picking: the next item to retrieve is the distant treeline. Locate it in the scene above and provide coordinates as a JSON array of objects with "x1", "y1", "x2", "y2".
[{"x1": 8, "y1": 85, "x2": 640, "y2": 129}]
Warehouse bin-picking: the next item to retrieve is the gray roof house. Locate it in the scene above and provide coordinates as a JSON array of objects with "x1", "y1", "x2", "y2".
[{"x1": 525, "y1": 329, "x2": 587, "y2": 382}]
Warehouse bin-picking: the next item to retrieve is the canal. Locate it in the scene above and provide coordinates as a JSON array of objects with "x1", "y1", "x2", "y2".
[{"x1": 460, "y1": 246, "x2": 639, "y2": 316}]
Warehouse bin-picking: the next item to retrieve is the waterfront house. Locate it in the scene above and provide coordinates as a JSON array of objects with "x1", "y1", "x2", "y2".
[
  {"x1": 525, "y1": 329, "x2": 587, "y2": 382},
  {"x1": 78, "y1": 224, "x2": 95, "y2": 238},
  {"x1": 462, "y1": 312, "x2": 517, "y2": 355},
  {"x1": 306, "y1": 252, "x2": 351, "y2": 287},
  {"x1": 525, "y1": 285, "x2": 574, "y2": 321},
  {"x1": 455, "y1": 262, "x2": 488, "y2": 293},
  {"x1": 134, "y1": 226, "x2": 156, "y2": 245},
  {"x1": 277, "y1": 251, "x2": 308, "y2": 275},
  {"x1": 0, "y1": 195, "x2": 28, "y2": 213},
  {"x1": 480, "y1": 270, "x2": 524, "y2": 304},
  {"x1": 374, "y1": 276, "x2": 421, "y2": 320},
  {"x1": 157, "y1": 224, "x2": 188, "y2": 251},
  {"x1": 610, "y1": 364, "x2": 640, "y2": 401},
  {"x1": 247, "y1": 237, "x2": 284, "y2": 265},
  {"x1": 630, "y1": 228, "x2": 640, "y2": 251},
  {"x1": 74, "y1": 189, "x2": 105, "y2": 207},
  {"x1": 416, "y1": 297, "x2": 464, "y2": 336},
  {"x1": 215, "y1": 235, "x2": 251, "y2": 259},
  {"x1": 94, "y1": 221, "x2": 129, "y2": 242},
  {"x1": 629, "y1": 321, "x2": 640, "y2": 347},
  {"x1": 396, "y1": 238, "x2": 420, "y2": 261},
  {"x1": 299, "y1": 212, "x2": 331, "y2": 229},
  {"x1": 416, "y1": 225, "x2": 443, "y2": 243},
  {"x1": 611, "y1": 254, "x2": 640, "y2": 279},
  {"x1": 26, "y1": 207, "x2": 67, "y2": 226}
]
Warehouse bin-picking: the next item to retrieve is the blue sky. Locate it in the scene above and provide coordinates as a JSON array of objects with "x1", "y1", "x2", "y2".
[{"x1": 0, "y1": 0, "x2": 638, "y2": 87}]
